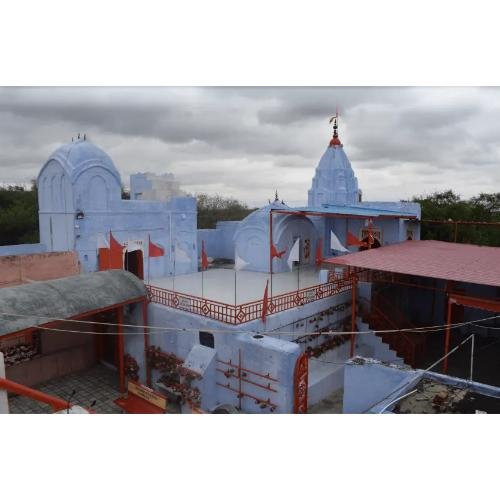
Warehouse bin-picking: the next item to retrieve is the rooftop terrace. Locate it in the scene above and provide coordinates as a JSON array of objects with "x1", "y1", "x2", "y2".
[{"x1": 148, "y1": 266, "x2": 352, "y2": 324}]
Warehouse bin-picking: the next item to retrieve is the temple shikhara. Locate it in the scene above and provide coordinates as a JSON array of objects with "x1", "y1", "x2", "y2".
[{"x1": 1, "y1": 117, "x2": 499, "y2": 414}]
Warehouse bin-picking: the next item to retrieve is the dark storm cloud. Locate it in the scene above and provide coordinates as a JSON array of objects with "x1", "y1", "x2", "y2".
[{"x1": 0, "y1": 87, "x2": 499, "y2": 205}]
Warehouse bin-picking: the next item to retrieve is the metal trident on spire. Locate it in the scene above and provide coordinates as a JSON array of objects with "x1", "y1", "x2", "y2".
[{"x1": 329, "y1": 106, "x2": 339, "y2": 137}]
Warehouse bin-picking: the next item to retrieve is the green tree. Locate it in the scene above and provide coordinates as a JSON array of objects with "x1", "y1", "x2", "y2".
[
  {"x1": 0, "y1": 182, "x2": 39, "y2": 245},
  {"x1": 196, "y1": 193, "x2": 255, "y2": 229},
  {"x1": 411, "y1": 190, "x2": 500, "y2": 246}
]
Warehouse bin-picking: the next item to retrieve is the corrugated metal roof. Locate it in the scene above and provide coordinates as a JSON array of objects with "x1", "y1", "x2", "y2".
[
  {"x1": 274, "y1": 204, "x2": 417, "y2": 218},
  {"x1": 324, "y1": 240, "x2": 500, "y2": 288},
  {"x1": 0, "y1": 270, "x2": 146, "y2": 335}
]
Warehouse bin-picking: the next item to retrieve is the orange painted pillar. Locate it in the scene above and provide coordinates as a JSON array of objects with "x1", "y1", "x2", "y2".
[
  {"x1": 117, "y1": 306, "x2": 125, "y2": 393},
  {"x1": 142, "y1": 299, "x2": 151, "y2": 387},
  {"x1": 443, "y1": 298, "x2": 453, "y2": 374},
  {"x1": 350, "y1": 274, "x2": 356, "y2": 357}
]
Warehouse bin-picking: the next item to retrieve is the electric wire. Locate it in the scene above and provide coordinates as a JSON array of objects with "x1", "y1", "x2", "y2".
[{"x1": 0, "y1": 311, "x2": 499, "y2": 337}]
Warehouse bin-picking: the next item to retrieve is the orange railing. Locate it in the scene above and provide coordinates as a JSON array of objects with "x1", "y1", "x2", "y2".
[
  {"x1": 0, "y1": 376, "x2": 70, "y2": 412},
  {"x1": 147, "y1": 272, "x2": 351, "y2": 325}
]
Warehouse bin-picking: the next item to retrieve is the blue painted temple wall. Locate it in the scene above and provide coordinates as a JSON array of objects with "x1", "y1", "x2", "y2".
[
  {"x1": 36, "y1": 139, "x2": 197, "y2": 277},
  {"x1": 198, "y1": 221, "x2": 240, "y2": 261}
]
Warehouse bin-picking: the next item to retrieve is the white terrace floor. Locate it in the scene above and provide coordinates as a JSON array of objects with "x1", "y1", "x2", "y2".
[{"x1": 150, "y1": 266, "x2": 323, "y2": 305}]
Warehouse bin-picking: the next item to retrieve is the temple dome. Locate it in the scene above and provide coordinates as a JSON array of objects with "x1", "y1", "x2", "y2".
[
  {"x1": 39, "y1": 138, "x2": 121, "y2": 185},
  {"x1": 234, "y1": 200, "x2": 318, "y2": 273},
  {"x1": 238, "y1": 200, "x2": 288, "y2": 227}
]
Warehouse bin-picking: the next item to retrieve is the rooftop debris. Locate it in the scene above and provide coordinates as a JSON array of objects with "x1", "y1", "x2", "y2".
[{"x1": 394, "y1": 378, "x2": 500, "y2": 414}]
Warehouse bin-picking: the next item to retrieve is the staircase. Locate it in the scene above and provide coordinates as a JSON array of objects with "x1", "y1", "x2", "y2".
[{"x1": 363, "y1": 293, "x2": 426, "y2": 367}]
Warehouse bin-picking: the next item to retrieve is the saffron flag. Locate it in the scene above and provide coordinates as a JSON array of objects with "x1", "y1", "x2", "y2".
[
  {"x1": 271, "y1": 242, "x2": 287, "y2": 259},
  {"x1": 234, "y1": 251, "x2": 249, "y2": 271},
  {"x1": 148, "y1": 236, "x2": 164, "y2": 257},
  {"x1": 109, "y1": 231, "x2": 125, "y2": 269},
  {"x1": 315, "y1": 238, "x2": 323, "y2": 266},
  {"x1": 347, "y1": 230, "x2": 367, "y2": 247},
  {"x1": 330, "y1": 230, "x2": 349, "y2": 253},
  {"x1": 201, "y1": 240, "x2": 209, "y2": 270},
  {"x1": 261, "y1": 279, "x2": 269, "y2": 323},
  {"x1": 287, "y1": 238, "x2": 300, "y2": 270}
]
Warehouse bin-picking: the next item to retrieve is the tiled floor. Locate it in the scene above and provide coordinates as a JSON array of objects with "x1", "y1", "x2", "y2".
[{"x1": 8, "y1": 364, "x2": 123, "y2": 414}]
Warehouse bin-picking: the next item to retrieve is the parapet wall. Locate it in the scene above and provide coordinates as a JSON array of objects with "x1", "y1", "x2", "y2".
[
  {"x1": 0, "y1": 251, "x2": 80, "y2": 288},
  {"x1": 198, "y1": 220, "x2": 240, "y2": 260}
]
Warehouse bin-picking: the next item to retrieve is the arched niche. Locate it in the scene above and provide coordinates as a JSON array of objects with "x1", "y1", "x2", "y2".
[
  {"x1": 37, "y1": 160, "x2": 72, "y2": 213},
  {"x1": 74, "y1": 167, "x2": 121, "y2": 210}
]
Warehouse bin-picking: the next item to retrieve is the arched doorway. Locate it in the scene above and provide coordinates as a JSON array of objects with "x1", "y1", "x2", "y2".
[{"x1": 124, "y1": 250, "x2": 144, "y2": 279}]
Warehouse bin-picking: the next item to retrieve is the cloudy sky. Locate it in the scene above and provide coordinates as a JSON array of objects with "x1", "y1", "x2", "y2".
[{"x1": 0, "y1": 87, "x2": 499, "y2": 207}]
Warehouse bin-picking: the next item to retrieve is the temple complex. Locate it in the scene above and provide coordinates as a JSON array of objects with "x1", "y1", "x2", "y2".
[{"x1": 1, "y1": 117, "x2": 499, "y2": 414}]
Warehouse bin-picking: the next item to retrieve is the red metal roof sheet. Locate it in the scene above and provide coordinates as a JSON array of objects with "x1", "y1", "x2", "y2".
[{"x1": 324, "y1": 240, "x2": 500, "y2": 288}]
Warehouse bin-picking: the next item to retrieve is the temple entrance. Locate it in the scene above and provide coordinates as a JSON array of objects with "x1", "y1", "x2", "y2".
[{"x1": 124, "y1": 249, "x2": 144, "y2": 279}]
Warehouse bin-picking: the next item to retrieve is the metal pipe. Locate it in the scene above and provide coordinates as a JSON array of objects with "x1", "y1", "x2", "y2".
[
  {"x1": 215, "y1": 382, "x2": 277, "y2": 409},
  {"x1": 215, "y1": 368, "x2": 278, "y2": 392},
  {"x1": 443, "y1": 298, "x2": 453, "y2": 374},
  {"x1": 470, "y1": 334, "x2": 475, "y2": 381},
  {"x1": 238, "y1": 349, "x2": 242, "y2": 411},
  {"x1": 117, "y1": 306, "x2": 125, "y2": 392},
  {"x1": 216, "y1": 358, "x2": 278, "y2": 382},
  {"x1": 142, "y1": 299, "x2": 151, "y2": 387},
  {"x1": 378, "y1": 389, "x2": 418, "y2": 414},
  {"x1": 269, "y1": 210, "x2": 273, "y2": 298},
  {"x1": 350, "y1": 272, "x2": 356, "y2": 357}
]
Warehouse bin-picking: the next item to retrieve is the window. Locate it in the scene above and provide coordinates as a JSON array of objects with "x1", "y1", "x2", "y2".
[{"x1": 199, "y1": 331, "x2": 215, "y2": 348}]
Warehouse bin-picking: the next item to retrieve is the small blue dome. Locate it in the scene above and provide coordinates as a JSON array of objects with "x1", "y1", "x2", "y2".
[
  {"x1": 239, "y1": 200, "x2": 290, "y2": 227},
  {"x1": 40, "y1": 138, "x2": 121, "y2": 185}
]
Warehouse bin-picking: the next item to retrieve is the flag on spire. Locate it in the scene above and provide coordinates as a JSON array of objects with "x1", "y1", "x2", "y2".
[
  {"x1": 148, "y1": 235, "x2": 165, "y2": 257},
  {"x1": 201, "y1": 240, "x2": 209, "y2": 271},
  {"x1": 261, "y1": 280, "x2": 269, "y2": 323}
]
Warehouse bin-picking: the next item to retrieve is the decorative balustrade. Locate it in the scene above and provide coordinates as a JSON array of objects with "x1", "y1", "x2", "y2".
[{"x1": 147, "y1": 273, "x2": 352, "y2": 325}]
